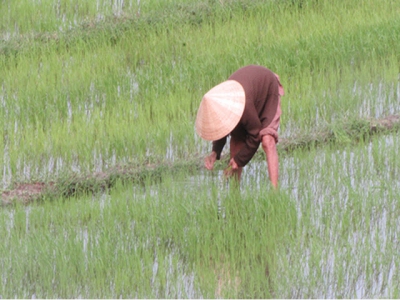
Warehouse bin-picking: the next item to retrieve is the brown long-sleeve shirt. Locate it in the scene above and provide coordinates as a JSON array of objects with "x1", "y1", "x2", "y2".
[{"x1": 212, "y1": 65, "x2": 283, "y2": 167}]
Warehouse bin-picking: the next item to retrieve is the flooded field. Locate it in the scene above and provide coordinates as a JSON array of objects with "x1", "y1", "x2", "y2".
[
  {"x1": 246, "y1": 133, "x2": 400, "y2": 297},
  {"x1": 1, "y1": 78, "x2": 399, "y2": 188},
  {"x1": 1, "y1": 0, "x2": 400, "y2": 298},
  {"x1": 1, "y1": 132, "x2": 399, "y2": 298}
]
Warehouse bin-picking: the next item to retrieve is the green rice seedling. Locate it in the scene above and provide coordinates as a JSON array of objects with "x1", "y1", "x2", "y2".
[
  {"x1": 2, "y1": 132, "x2": 400, "y2": 297},
  {"x1": 1, "y1": 0, "x2": 399, "y2": 186},
  {"x1": 267, "y1": 133, "x2": 400, "y2": 298},
  {"x1": 1, "y1": 1, "x2": 400, "y2": 297},
  {"x1": 0, "y1": 169, "x2": 296, "y2": 298}
]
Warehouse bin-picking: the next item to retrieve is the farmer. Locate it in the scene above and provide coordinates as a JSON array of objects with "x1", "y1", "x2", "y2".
[{"x1": 195, "y1": 65, "x2": 284, "y2": 189}]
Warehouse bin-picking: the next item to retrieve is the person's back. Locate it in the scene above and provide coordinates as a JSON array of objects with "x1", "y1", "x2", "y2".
[{"x1": 195, "y1": 65, "x2": 284, "y2": 188}]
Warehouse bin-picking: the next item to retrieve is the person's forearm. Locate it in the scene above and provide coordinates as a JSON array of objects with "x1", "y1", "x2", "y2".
[
  {"x1": 266, "y1": 146, "x2": 279, "y2": 188},
  {"x1": 212, "y1": 137, "x2": 227, "y2": 160},
  {"x1": 263, "y1": 136, "x2": 279, "y2": 189}
]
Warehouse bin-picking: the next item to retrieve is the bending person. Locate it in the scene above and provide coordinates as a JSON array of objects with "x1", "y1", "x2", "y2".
[{"x1": 195, "y1": 65, "x2": 284, "y2": 189}]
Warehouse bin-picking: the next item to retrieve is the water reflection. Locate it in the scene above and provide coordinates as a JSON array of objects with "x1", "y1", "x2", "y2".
[{"x1": 239, "y1": 134, "x2": 399, "y2": 298}]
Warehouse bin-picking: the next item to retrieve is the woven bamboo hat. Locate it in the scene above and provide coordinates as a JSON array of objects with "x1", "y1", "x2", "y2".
[{"x1": 195, "y1": 80, "x2": 245, "y2": 141}]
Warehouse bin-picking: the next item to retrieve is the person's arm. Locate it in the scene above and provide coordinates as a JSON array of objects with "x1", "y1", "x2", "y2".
[
  {"x1": 260, "y1": 92, "x2": 282, "y2": 189},
  {"x1": 262, "y1": 134, "x2": 279, "y2": 189},
  {"x1": 204, "y1": 136, "x2": 227, "y2": 170},
  {"x1": 212, "y1": 136, "x2": 227, "y2": 160}
]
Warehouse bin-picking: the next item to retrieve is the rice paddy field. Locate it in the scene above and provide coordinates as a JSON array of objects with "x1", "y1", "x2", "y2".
[{"x1": 1, "y1": 0, "x2": 400, "y2": 298}]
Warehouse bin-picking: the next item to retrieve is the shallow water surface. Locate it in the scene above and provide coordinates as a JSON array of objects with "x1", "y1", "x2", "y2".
[
  {"x1": 1, "y1": 133, "x2": 399, "y2": 297},
  {"x1": 239, "y1": 134, "x2": 400, "y2": 298}
]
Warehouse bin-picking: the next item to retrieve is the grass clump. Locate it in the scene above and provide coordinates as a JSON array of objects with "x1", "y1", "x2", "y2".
[
  {"x1": 0, "y1": 172, "x2": 297, "y2": 298},
  {"x1": 1, "y1": 0, "x2": 400, "y2": 185},
  {"x1": 2, "y1": 131, "x2": 400, "y2": 297},
  {"x1": 1, "y1": 0, "x2": 400, "y2": 298}
]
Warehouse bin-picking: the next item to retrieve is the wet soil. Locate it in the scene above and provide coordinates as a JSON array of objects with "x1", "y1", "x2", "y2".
[{"x1": 1, "y1": 182, "x2": 53, "y2": 205}]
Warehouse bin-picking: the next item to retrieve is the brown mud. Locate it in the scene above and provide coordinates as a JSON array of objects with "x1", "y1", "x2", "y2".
[{"x1": 1, "y1": 114, "x2": 399, "y2": 206}]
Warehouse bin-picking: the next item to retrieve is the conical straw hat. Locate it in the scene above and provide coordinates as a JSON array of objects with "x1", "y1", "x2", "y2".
[{"x1": 195, "y1": 80, "x2": 245, "y2": 141}]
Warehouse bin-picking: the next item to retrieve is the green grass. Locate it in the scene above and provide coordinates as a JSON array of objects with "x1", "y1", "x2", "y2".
[
  {"x1": 1, "y1": 0, "x2": 399, "y2": 184},
  {"x1": 0, "y1": 172, "x2": 296, "y2": 298},
  {"x1": 1, "y1": 0, "x2": 400, "y2": 297},
  {"x1": 1, "y1": 132, "x2": 399, "y2": 297}
]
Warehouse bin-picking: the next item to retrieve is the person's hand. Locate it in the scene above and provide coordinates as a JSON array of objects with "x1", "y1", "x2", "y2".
[
  {"x1": 223, "y1": 158, "x2": 238, "y2": 178},
  {"x1": 204, "y1": 152, "x2": 217, "y2": 170}
]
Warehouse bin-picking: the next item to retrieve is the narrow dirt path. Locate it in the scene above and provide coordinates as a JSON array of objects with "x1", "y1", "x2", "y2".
[{"x1": 2, "y1": 114, "x2": 399, "y2": 206}]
